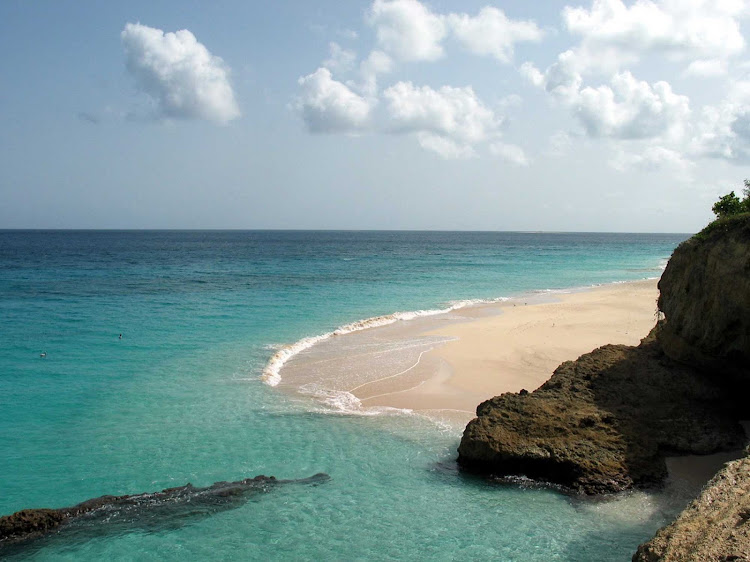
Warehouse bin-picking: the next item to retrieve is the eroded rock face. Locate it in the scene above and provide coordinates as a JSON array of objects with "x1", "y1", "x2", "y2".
[
  {"x1": 457, "y1": 339, "x2": 745, "y2": 494},
  {"x1": 633, "y1": 455, "x2": 750, "y2": 562},
  {"x1": 657, "y1": 215, "x2": 750, "y2": 377}
]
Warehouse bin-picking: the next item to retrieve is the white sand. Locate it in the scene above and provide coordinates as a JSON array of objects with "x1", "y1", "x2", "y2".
[{"x1": 357, "y1": 279, "x2": 660, "y2": 417}]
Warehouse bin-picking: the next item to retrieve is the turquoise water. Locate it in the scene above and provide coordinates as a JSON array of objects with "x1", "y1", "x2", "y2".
[{"x1": 0, "y1": 230, "x2": 690, "y2": 560}]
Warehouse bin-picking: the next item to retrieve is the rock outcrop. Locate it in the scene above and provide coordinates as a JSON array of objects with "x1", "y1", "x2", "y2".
[
  {"x1": 0, "y1": 473, "x2": 330, "y2": 552},
  {"x1": 457, "y1": 337, "x2": 744, "y2": 494},
  {"x1": 657, "y1": 214, "x2": 750, "y2": 381},
  {"x1": 458, "y1": 215, "x2": 750, "y2": 495},
  {"x1": 633, "y1": 454, "x2": 750, "y2": 562}
]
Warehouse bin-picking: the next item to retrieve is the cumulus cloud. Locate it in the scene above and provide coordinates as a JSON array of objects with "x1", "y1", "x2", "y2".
[
  {"x1": 383, "y1": 82, "x2": 501, "y2": 157},
  {"x1": 447, "y1": 7, "x2": 543, "y2": 63},
  {"x1": 296, "y1": 68, "x2": 373, "y2": 133},
  {"x1": 523, "y1": 55, "x2": 690, "y2": 142},
  {"x1": 368, "y1": 0, "x2": 447, "y2": 62},
  {"x1": 563, "y1": 0, "x2": 746, "y2": 72},
  {"x1": 121, "y1": 23, "x2": 239, "y2": 124},
  {"x1": 689, "y1": 81, "x2": 750, "y2": 163},
  {"x1": 522, "y1": 51, "x2": 584, "y2": 102},
  {"x1": 294, "y1": 1, "x2": 542, "y2": 158},
  {"x1": 360, "y1": 50, "x2": 394, "y2": 96},
  {"x1": 575, "y1": 72, "x2": 690, "y2": 140}
]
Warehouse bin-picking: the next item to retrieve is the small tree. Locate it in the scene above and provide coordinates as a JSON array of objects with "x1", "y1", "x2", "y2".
[
  {"x1": 712, "y1": 191, "x2": 743, "y2": 219},
  {"x1": 712, "y1": 180, "x2": 750, "y2": 219}
]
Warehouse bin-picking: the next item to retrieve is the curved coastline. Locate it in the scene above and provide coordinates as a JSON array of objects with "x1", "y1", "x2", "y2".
[{"x1": 262, "y1": 276, "x2": 662, "y2": 418}]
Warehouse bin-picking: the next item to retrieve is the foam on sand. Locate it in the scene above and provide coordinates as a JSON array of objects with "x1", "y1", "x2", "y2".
[{"x1": 261, "y1": 298, "x2": 507, "y2": 387}]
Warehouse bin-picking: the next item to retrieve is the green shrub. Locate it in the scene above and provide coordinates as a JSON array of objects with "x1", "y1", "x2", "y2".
[{"x1": 712, "y1": 180, "x2": 750, "y2": 219}]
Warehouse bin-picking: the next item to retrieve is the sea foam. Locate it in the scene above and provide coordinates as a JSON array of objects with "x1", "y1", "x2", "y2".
[{"x1": 260, "y1": 297, "x2": 507, "y2": 387}]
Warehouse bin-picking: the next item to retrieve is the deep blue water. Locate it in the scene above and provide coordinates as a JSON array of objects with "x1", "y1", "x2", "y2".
[{"x1": 0, "y1": 230, "x2": 690, "y2": 560}]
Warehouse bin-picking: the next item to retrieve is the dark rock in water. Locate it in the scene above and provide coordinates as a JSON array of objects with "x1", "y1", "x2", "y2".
[
  {"x1": 0, "y1": 473, "x2": 330, "y2": 552},
  {"x1": 457, "y1": 337, "x2": 745, "y2": 494},
  {"x1": 633, "y1": 454, "x2": 750, "y2": 562},
  {"x1": 0, "y1": 509, "x2": 65, "y2": 544},
  {"x1": 658, "y1": 214, "x2": 750, "y2": 379}
]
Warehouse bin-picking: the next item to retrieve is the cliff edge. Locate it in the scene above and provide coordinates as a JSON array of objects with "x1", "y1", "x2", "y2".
[{"x1": 658, "y1": 214, "x2": 750, "y2": 385}]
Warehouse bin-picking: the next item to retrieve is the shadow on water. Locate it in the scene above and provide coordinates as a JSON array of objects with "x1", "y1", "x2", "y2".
[{"x1": 0, "y1": 473, "x2": 330, "y2": 559}]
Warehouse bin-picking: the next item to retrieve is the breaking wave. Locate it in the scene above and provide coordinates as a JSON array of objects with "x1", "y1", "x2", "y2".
[{"x1": 260, "y1": 297, "x2": 507, "y2": 387}]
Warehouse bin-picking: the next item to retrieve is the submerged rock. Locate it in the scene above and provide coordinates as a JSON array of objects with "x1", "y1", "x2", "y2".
[
  {"x1": 633, "y1": 454, "x2": 750, "y2": 562},
  {"x1": 0, "y1": 473, "x2": 330, "y2": 551}
]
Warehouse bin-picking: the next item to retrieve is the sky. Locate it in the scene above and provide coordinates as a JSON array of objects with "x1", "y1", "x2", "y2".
[{"x1": 2, "y1": 0, "x2": 750, "y2": 232}]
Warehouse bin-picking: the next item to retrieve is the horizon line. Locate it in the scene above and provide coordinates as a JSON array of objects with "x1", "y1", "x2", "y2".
[{"x1": 0, "y1": 228, "x2": 696, "y2": 235}]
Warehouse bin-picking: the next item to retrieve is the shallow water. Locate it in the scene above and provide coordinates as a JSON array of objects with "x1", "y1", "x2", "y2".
[{"x1": 0, "y1": 230, "x2": 692, "y2": 560}]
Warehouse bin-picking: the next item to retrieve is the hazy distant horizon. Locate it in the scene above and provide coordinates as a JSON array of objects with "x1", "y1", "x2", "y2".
[{"x1": 0, "y1": 227, "x2": 695, "y2": 235}]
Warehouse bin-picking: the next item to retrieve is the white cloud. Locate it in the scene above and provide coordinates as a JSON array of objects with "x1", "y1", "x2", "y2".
[
  {"x1": 489, "y1": 142, "x2": 530, "y2": 166},
  {"x1": 295, "y1": 1, "x2": 543, "y2": 158},
  {"x1": 368, "y1": 0, "x2": 447, "y2": 62},
  {"x1": 296, "y1": 68, "x2": 373, "y2": 133},
  {"x1": 383, "y1": 81, "x2": 500, "y2": 144},
  {"x1": 563, "y1": 0, "x2": 747, "y2": 72},
  {"x1": 121, "y1": 23, "x2": 240, "y2": 124},
  {"x1": 360, "y1": 50, "x2": 394, "y2": 96},
  {"x1": 575, "y1": 72, "x2": 690, "y2": 140},
  {"x1": 323, "y1": 42, "x2": 357, "y2": 73},
  {"x1": 520, "y1": 62, "x2": 546, "y2": 88},
  {"x1": 523, "y1": 57, "x2": 690, "y2": 143},
  {"x1": 690, "y1": 81, "x2": 750, "y2": 163},
  {"x1": 521, "y1": 51, "x2": 584, "y2": 103},
  {"x1": 447, "y1": 7, "x2": 543, "y2": 63}
]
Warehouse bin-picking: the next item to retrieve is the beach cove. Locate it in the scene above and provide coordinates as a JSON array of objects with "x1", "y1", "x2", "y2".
[{"x1": 0, "y1": 230, "x2": 706, "y2": 560}]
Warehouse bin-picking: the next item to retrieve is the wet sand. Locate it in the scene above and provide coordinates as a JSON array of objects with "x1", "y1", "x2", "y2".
[{"x1": 357, "y1": 279, "x2": 660, "y2": 418}]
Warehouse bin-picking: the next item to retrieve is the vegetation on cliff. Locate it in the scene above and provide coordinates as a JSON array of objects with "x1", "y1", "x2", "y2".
[{"x1": 712, "y1": 180, "x2": 750, "y2": 220}]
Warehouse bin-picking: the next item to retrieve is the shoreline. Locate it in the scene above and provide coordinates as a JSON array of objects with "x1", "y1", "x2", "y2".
[
  {"x1": 354, "y1": 278, "x2": 660, "y2": 418},
  {"x1": 271, "y1": 278, "x2": 661, "y2": 424}
]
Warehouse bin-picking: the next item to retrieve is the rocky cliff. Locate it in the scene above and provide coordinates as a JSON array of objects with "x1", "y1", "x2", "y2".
[
  {"x1": 657, "y1": 215, "x2": 750, "y2": 383},
  {"x1": 633, "y1": 453, "x2": 750, "y2": 562},
  {"x1": 457, "y1": 337, "x2": 744, "y2": 494},
  {"x1": 458, "y1": 215, "x2": 750, "y2": 492}
]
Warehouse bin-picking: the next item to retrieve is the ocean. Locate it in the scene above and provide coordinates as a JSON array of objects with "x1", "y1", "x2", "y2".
[{"x1": 0, "y1": 230, "x2": 691, "y2": 560}]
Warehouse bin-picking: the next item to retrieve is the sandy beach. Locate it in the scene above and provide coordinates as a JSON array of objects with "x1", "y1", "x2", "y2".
[{"x1": 357, "y1": 279, "x2": 660, "y2": 415}]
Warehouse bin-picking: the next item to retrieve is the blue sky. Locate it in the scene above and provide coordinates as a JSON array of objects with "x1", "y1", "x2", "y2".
[{"x1": 2, "y1": 0, "x2": 749, "y2": 232}]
